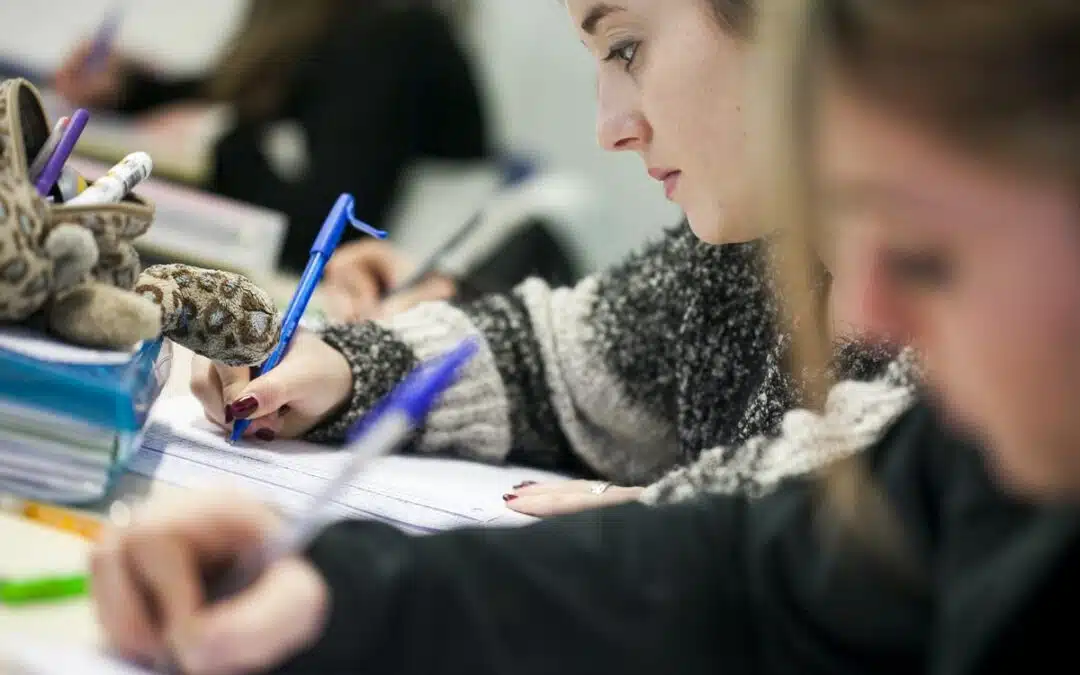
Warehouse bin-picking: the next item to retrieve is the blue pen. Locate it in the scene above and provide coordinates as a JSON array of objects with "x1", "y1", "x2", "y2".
[
  {"x1": 83, "y1": 3, "x2": 126, "y2": 74},
  {"x1": 230, "y1": 193, "x2": 386, "y2": 443}
]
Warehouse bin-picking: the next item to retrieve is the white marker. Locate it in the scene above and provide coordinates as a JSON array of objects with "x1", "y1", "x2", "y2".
[{"x1": 66, "y1": 151, "x2": 153, "y2": 206}]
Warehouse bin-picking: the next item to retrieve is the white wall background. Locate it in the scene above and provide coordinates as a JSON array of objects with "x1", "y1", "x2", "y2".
[{"x1": 0, "y1": 0, "x2": 680, "y2": 269}]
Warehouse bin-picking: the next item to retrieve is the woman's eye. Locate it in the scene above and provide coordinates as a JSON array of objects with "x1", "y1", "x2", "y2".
[{"x1": 604, "y1": 40, "x2": 640, "y2": 70}]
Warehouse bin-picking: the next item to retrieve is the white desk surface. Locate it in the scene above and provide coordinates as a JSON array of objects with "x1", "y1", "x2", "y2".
[{"x1": 0, "y1": 346, "x2": 196, "y2": 647}]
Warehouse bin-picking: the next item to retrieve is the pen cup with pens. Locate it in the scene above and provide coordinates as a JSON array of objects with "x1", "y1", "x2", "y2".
[
  {"x1": 0, "y1": 77, "x2": 170, "y2": 504},
  {"x1": 0, "y1": 77, "x2": 290, "y2": 508}
]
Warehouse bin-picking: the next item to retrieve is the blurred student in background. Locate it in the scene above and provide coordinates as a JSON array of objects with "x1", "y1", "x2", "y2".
[{"x1": 54, "y1": 0, "x2": 491, "y2": 274}]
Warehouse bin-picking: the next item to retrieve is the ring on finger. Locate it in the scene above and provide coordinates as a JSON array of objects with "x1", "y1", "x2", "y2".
[{"x1": 590, "y1": 481, "x2": 612, "y2": 496}]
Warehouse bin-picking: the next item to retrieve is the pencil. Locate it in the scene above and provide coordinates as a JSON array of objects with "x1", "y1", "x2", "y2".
[
  {"x1": 388, "y1": 211, "x2": 485, "y2": 297},
  {"x1": 388, "y1": 156, "x2": 535, "y2": 297}
]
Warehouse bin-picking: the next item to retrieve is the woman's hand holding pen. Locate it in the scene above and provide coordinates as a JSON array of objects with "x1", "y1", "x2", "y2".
[
  {"x1": 191, "y1": 329, "x2": 353, "y2": 441},
  {"x1": 53, "y1": 40, "x2": 127, "y2": 109},
  {"x1": 90, "y1": 491, "x2": 327, "y2": 675},
  {"x1": 323, "y1": 240, "x2": 456, "y2": 322}
]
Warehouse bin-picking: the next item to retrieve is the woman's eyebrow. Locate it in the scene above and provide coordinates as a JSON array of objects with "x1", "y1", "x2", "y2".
[{"x1": 581, "y1": 3, "x2": 625, "y2": 35}]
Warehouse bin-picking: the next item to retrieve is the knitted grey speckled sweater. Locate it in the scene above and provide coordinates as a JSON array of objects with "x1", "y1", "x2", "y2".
[
  {"x1": 306, "y1": 224, "x2": 903, "y2": 498},
  {"x1": 640, "y1": 346, "x2": 920, "y2": 503}
]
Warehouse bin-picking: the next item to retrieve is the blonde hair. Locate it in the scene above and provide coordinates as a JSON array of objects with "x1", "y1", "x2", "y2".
[
  {"x1": 751, "y1": 0, "x2": 921, "y2": 581},
  {"x1": 755, "y1": 0, "x2": 1080, "y2": 587}
]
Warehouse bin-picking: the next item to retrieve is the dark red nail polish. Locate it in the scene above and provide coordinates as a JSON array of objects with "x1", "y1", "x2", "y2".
[
  {"x1": 224, "y1": 407, "x2": 234, "y2": 424},
  {"x1": 514, "y1": 481, "x2": 537, "y2": 490},
  {"x1": 255, "y1": 428, "x2": 276, "y2": 442},
  {"x1": 502, "y1": 493, "x2": 517, "y2": 502},
  {"x1": 229, "y1": 396, "x2": 258, "y2": 420}
]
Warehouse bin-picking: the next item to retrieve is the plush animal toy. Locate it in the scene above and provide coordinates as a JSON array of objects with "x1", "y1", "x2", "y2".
[{"x1": 0, "y1": 78, "x2": 279, "y2": 366}]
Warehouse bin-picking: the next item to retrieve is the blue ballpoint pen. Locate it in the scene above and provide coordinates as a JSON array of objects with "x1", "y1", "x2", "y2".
[{"x1": 230, "y1": 193, "x2": 386, "y2": 443}]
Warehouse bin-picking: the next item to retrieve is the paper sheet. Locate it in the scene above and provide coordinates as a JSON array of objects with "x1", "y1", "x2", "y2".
[
  {"x1": 130, "y1": 396, "x2": 569, "y2": 533},
  {"x1": 0, "y1": 635, "x2": 152, "y2": 675}
]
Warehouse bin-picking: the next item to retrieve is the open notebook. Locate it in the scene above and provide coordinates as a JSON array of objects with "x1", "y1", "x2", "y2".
[{"x1": 128, "y1": 395, "x2": 570, "y2": 534}]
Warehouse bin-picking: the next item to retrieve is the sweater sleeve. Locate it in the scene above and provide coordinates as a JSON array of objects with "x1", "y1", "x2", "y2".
[
  {"x1": 306, "y1": 226, "x2": 776, "y2": 484},
  {"x1": 641, "y1": 348, "x2": 922, "y2": 504},
  {"x1": 116, "y1": 67, "x2": 206, "y2": 115},
  {"x1": 272, "y1": 406, "x2": 939, "y2": 675}
]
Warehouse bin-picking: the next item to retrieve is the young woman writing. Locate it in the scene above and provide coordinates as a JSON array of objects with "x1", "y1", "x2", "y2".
[{"x1": 188, "y1": 0, "x2": 907, "y2": 518}]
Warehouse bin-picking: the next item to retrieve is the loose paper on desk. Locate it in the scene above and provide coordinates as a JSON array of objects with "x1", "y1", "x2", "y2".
[
  {"x1": 0, "y1": 634, "x2": 152, "y2": 675},
  {"x1": 133, "y1": 395, "x2": 568, "y2": 534}
]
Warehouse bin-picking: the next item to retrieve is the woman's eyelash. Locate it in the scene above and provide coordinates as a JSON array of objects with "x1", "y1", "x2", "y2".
[{"x1": 603, "y1": 40, "x2": 640, "y2": 69}]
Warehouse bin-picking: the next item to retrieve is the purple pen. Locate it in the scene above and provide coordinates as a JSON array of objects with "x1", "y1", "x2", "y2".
[
  {"x1": 34, "y1": 108, "x2": 89, "y2": 197},
  {"x1": 84, "y1": 5, "x2": 125, "y2": 74}
]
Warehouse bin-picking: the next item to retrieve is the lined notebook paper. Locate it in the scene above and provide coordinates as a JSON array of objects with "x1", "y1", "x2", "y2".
[{"x1": 129, "y1": 396, "x2": 569, "y2": 533}]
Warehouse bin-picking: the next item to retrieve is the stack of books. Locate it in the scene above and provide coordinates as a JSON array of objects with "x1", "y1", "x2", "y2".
[{"x1": 0, "y1": 327, "x2": 171, "y2": 504}]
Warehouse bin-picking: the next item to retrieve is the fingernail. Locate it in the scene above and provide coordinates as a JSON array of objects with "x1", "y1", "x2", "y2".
[
  {"x1": 502, "y1": 493, "x2": 517, "y2": 502},
  {"x1": 227, "y1": 395, "x2": 258, "y2": 420},
  {"x1": 255, "y1": 428, "x2": 276, "y2": 442},
  {"x1": 513, "y1": 481, "x2": 536, "y2": 490},
  {"x1": 224, "y1": 406, "x2": 234, "y2": 424}
]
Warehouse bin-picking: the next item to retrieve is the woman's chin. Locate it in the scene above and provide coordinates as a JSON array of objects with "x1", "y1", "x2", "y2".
[
  {"x1": 686, "y1": 204, "x2": 768, "y2": 245},
  {"x1": 685, "y1": 210, "x2": 727, "y2": 244}
]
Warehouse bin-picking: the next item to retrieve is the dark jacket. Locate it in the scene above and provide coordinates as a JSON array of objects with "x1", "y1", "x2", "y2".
[
  {"x1": 270, "y1": 401, "x2": 1080, "y2": 674},
  {"x1": 119, "y1": 4, "x2": 490, "y2": 273}
]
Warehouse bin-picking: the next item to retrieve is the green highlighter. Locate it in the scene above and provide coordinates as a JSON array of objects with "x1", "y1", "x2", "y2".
[{"x1": 0, "y1": 574, "x2": 89, "y2": 605}]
